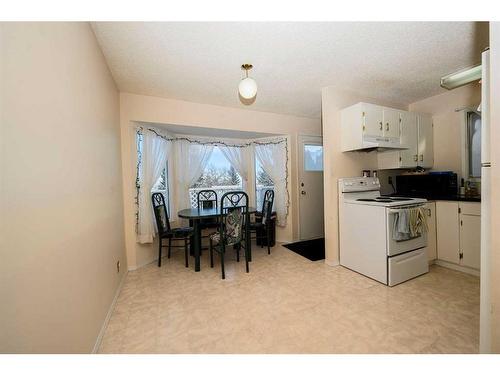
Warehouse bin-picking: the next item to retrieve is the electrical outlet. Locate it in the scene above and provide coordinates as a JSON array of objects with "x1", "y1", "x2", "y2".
[
  {"x1": 388, "y1": 176, "x2": 393, "y2": 184},
  {"x1": 116, "y1": 261, "x2": 120, "y2": 273}
]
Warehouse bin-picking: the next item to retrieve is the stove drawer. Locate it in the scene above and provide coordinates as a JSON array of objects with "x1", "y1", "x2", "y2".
[{"x1": 388, "y1": 248, "x2": 428, "y2": 286}]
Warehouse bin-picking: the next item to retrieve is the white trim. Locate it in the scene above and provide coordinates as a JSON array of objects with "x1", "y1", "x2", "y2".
[
  {"x1": 92, "y1": 272, "x2": 128, "y2": 354},
  {"x1": 325, "y1": 259, "x2": 340, "y2": 267},
  {"x1": 434, "y1": 259, "x2": 480, "y2": 277}
]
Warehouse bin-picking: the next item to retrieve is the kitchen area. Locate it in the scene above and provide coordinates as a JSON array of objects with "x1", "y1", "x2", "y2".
[{"x1": 325, "y1": 50, "x2": 488, "y2": 293}]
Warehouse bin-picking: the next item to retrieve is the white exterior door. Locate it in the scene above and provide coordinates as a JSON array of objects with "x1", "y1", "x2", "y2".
[{"x1": 298, "y1": 135, "x2": 324, "y2": 240}]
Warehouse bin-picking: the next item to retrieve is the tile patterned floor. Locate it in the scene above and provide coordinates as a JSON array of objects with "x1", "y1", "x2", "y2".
[{"x1": 98, "y1": 243, "x2": 479, "y2": 354}]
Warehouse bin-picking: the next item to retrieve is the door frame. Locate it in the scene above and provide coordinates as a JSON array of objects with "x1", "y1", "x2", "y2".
[{"x1": 296, "y1": 134, "x2": 324, "y2": 240}]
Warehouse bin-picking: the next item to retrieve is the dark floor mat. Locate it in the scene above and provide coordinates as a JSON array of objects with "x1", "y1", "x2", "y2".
[{"x1": 283, "y1": 238, "x2": 325, "y2": 261}]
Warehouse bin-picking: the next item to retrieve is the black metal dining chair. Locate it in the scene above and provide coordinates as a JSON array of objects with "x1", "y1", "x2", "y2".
[
  {"x1": 197, "y1": 189, "x2": 219, "y2": 229},
  {"x1": 250, "y1": 189, "x2": 275, "y2": 254},
  {"x1": 152, "y1": 192, "x2": 193, "y2": 268},
  {"x1": 209, "y1": 191, "x2": 250, "y2": 279}
]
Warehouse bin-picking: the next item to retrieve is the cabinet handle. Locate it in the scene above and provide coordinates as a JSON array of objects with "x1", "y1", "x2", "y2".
[
  {"x1": 426, "y1": 208, "x2": 431, "y2": 217},
  {"x1": 379, "y1": 122, "x2": 383, "y2": 131},
  {"x1": 420, "y1": 155, "x2": 424, "y2": 162},
  {"x1": 386, "y1": 122, "x2": 389, "y2": 131},
  {"x1": 413, "y1": 155, "x2": 418, "y2": 162}
]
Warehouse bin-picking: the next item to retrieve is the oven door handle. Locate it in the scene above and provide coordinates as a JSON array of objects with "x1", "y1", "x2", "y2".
[{"x1": 387, "y1": 205, "x2": 425, "y2": 214}]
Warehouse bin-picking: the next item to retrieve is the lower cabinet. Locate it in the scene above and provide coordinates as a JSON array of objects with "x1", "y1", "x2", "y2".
[
  {"x1": 436, "y1": 201, "x2": 460, "y2": 264},
  {"x1": 424, "y1": 202, "x2": 437, "y2": 261},
  {"x1": 435, "y1": 201, "x2": 481, "y2": 270},
  {"x1": 460, "y1": 213, "x2": 481, "y2": 269}
]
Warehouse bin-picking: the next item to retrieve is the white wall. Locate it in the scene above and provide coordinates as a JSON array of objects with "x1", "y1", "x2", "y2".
[
  {"x1": 0, "y1": 23, "x2": 126, "y2": 353},
  {"x1": 119, "y1": 93, "x2": 321, "y2": 269}
]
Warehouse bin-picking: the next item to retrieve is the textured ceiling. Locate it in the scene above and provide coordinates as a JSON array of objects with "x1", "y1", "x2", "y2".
[{"x1": 92, "y1": 22, "x2": 488, "y2": 119}]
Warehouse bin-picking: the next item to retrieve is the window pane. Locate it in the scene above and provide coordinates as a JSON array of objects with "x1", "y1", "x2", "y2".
[
  {"x1": 190, "y1": 146, "x2": 242, "y2": 208},
  {"x1": 255, "y1": 158, "x2": 274, "y2": 209},
  {"x1": 304, "y1": 144, "x2": 323, "y2": 171},
  {"x1": 468, "y1": 112, "x2": 481, "y2": 178}
]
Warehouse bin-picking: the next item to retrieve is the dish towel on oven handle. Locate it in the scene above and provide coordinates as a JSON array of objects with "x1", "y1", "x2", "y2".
[{"x1": 392, "y1": 206, "x2": 428, "y2": 241}]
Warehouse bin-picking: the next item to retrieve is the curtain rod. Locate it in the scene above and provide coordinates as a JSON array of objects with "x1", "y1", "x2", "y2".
[{"x1": 140, "y1": 127, "x2": 288, "y2": 148}]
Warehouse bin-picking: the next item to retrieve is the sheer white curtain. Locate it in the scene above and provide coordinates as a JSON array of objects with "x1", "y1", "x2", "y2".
[
  {"x1": 218, "y1": 145, "x2": 250, "y2": 190},
  {"x1": 254, "y1": 140, "x2": 288, "y2": 226},
  {"x1": 137, "y1": 130, "x2": 169, "y2": 244},
  {"x1": 174, "y1": 140, "x2": 214, "y2": 220}
]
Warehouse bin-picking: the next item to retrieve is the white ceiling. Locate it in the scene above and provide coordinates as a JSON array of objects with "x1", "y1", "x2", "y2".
[{"x1": 92, "y1": 22, "x2": 488, "y2": 119}]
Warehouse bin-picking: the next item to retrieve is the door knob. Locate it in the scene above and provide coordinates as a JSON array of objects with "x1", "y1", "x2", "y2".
[{"x1": 301, "y1": 191, "x2": 306, "y2": 195}]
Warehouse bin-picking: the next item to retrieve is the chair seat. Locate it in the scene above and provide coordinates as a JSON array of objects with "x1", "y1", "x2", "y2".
[
  {"x1": 249, "y1": 222, "x2": 265, "y2": 230},
  {"x1": 209, "y1": 231, "x2": 240, "y2": 246},
  {"x1": 163, "y1": 227, "x2": 193, "y2": 238}
]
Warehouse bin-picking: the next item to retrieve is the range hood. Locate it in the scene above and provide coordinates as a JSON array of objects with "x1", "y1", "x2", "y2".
[{"x1": 357, "y1": 135, "x2": 409, "y2": 152}]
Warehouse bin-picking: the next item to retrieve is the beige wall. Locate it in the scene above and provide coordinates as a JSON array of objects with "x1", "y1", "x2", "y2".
[
  {"x1": 409, "y1": 83, "x2": 481, "y2": 178},
  {"x1": 0, "y1": 23, "x2": 125, "y2": 353},
  {"x1": 489, "y1": 22, "x2": 500, "y2": 353},
  {"x1": 321, "y1": 87, "x2": 406, "y2": 265},
  {"x1": 119, "y1": 93, "x2": 321, "y2": 269}
]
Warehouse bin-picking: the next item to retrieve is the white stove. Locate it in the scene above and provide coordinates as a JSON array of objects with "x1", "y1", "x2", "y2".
[{"x1": 338, "y1": 177, "x2": 429, "y2": 286}]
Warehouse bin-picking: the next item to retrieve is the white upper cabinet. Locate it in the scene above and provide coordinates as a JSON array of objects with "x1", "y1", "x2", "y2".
[
  {"x1": 383, "y1": 108, "x2": 400, "y2": 139},
  {"x1": 399, "y1": 112, "x2": 419, "y2": 168},
  {"x1": 377, "y1": 112, "x2": 434, "y2": 170},
  {"x1": 340, "y1": 103, "x2": 403, "y2": 152},
  {"x1": 363, "y1": 103, "x2": 384, "y2": 138},
  {"x1": 417, "y1": 114, "x2": 434, "y2": 169}
]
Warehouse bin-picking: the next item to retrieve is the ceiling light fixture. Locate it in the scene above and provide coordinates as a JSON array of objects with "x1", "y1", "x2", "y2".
[
  {"x1": 238, "y1": 64, "x2": 257, "y2": 99},
  {"x1": 440, "y1": 64, "x2": 482, "y2": 90}
]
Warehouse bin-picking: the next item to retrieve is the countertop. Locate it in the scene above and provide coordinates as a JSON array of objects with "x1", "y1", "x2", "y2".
[{"x1": 387, "y1": 193, "x2": 481, "y2": 203}]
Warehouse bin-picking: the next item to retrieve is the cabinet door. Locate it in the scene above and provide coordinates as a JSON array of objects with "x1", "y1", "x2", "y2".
[
  {"x1": 399, "y1": 112, "x2": 418, "y2": 168},
  {"x1": 363, "y1": 104, "x2": 383, "y2": 138},
  {"x1": 425, "y1": 202, "x2": 437, "y2": 261},
  {"x1": 418, "y1": 115, "x2": 434, "y2": 168},
  {"x1": 460, "y1": 214, "x2": 481, "y2": 270},
  {"x1": 383, "y1": 108, "x2": 400, "y2": 138},
  {"x1": 436, "y1": 201, "x2": 460, "y2": 264}
]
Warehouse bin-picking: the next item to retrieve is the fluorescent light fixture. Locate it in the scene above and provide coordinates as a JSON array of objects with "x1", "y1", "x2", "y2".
[{"x1": 440, "y1": 64, "x2": 482, "y2": 90}]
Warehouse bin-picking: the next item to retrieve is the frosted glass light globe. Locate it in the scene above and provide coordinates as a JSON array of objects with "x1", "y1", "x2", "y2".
[{"x1": 238, "y1": 77, "x2": 257, "y2": 99}]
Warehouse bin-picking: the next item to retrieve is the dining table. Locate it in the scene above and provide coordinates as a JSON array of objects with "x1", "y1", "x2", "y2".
[{"x1": 177, "y1": 206, "x2": 257, "y2": 272}]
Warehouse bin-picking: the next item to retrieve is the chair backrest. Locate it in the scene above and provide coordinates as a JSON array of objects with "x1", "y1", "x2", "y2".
[
  {"x1": 197, "y1": 189, "x2": 218, "y2": 210},
  {"x1": 261, "y1": 189, "x2": 275, "y2": 225},
  {"x1": 219, "y1": 191, "x2": 249, "y2": 246},
  {"x1": 151, "y1": 192, "x2": 171, "y2": 235}
]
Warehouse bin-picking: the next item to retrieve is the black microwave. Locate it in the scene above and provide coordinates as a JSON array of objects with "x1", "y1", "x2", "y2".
[{"x1": 395, "y1": 173, "x2": 458, "y2": 199}]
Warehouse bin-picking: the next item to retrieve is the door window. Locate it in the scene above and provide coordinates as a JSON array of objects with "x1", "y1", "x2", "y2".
[{"x1": 304, "y1": 144, "x2": 323, "y2": 171}]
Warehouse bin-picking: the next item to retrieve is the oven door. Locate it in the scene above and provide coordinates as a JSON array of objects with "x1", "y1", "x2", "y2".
[{"x1": 386, "y1": 207, "x2": 428, "y2": 256}]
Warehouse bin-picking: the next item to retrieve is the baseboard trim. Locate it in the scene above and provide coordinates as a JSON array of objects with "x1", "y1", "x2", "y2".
[
  {"x1": 434, "y1": 260, "x2": 480, "y2": 277},
  {"x1": 92, "y1": 271, "x2": 128, "y2": 354},
  {"x1": 325, "y1": 259, "x2": 340, "y2": 267}
]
